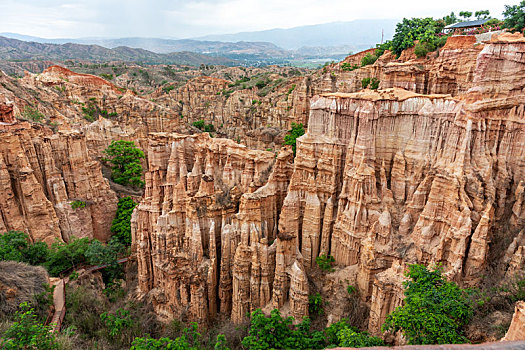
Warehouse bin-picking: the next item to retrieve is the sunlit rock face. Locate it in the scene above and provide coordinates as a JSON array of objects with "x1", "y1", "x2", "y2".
[
  {"x1": 133, "y1": 34, "x2": 525, "y2": 333},
  {"x1": 0, "y1": 124, "x2": 117, "y2": 244}
]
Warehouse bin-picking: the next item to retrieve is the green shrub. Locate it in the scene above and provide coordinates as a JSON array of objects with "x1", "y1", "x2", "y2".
[
  {"x1": 347, "y1": 285, "x2": 357, "y2": 295},
  {"x1": 99, "y1": 73, "x2": 113, "y2": 80},
  {"x1": 44, "y1": 237, "x2": 91, "y2": 277},
  {"x1": 242, "y1": 309, "x2": 325, "y2": 350},
  {"x1": 361, "y1": 53, "x2": 378, "y2": 67},
  {"x1": 370, "y1": 78, "x2": 380, "y2": 90},
  {"x1": 70, "y1": 200, "x2": 87, "y2": 210},
  {"x1": 503, "y1": 1, "x2": 525, "y2": 32},
  {"x1": 308, "y1": 293, "x2": 324, "y2": 315},
  {"x1": 315, "y1": 254, "x2": 335, "y2": 272},
  {"x1": 0, "y1": 231, "x2": 48, "y2": 265},
  {"x1": 382, "y1": 264, "x2": 473, "y2": 345},
  {"x1": 361, "y1": 78, "x2": 371, "y2": 89},
  {"x1": 337, "y1": 328, "x2": 384, "y2": 348},
  {"x1": 110, "y1": 196, "x2": 137, "y2": 247},
  {"x1": 21, "y1": 106, "x2": 45, "y2": 123},
  {"x1": 283, "y1": 122, "x2": 305, "y2": 156},
  {"x1": 390, "y1": 17, "x2": 441, "y2": 56},
  {"x1": 100, "y1": 308, "x2": 133, "y2": 337},
  {"x1": 214, "y1": 334, "x2": 230, "y2": 350},
  {"x1": 204, "y1": 123, "x2": 215, "y2": 132},
  {"x1": 103, "y1": 140, "x2": 145, "y2": 188},
  {"x1": 341, "y1": 62, "x2": 359, "y2": 71},
  {"x1": 0, "y1": 302, "x2": 58, "y2": 349},
  {"x1": 192, "y1": 120, "x2": 205, "y2": 130},
  {"x1": 162, "y1": 85, "x2": 175, "y2": 94},
  {"x1": 85, "y1": 239, "x2": 124, "y2": 282}
]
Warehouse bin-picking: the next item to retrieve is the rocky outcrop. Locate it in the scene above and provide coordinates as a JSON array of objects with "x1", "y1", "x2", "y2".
[
  {"x1": 0, "y1": 123, "x2": 117, "y2": 243},
  {"x1": 503, "y1": 301, "x2": 525, "y2": 342},
  {"x1": 133, "y1": 36, "x2": 525, "y2": 331},
  {"x1": 132, "y1": 132, "x2": 297, "y2": 326},
  {"x1": 0, "y1": 103, "x2": 15, "y2": 124}
]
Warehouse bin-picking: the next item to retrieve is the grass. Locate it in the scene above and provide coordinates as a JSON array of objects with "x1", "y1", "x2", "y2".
[{"x1": 0, "y1": 261, "x2": 49, "y2": 319}]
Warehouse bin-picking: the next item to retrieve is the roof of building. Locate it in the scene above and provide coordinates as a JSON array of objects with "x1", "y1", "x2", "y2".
[{"x1": 444, "y1": 19, "x2": 490, "y2": 29}]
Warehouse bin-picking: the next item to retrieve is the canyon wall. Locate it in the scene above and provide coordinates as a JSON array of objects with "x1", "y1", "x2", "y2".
[
  {"x1": 0, "y1": 120, "x2": 117, "y2": 244},
  {"x1": 132, "y1": 33, "x2": 525, "y2": 334}
]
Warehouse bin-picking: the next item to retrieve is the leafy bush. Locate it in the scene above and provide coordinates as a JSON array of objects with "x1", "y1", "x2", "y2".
[
  {"x1": 308, "y1": 293, "x2": 324, "y2": 315},
  {"x1": 110, "y1": 196, "x2": 137, "y2": 246},
  {"x1": 390, "y1": 17, "x2": 440, "y2": 56},
  {"x1": 70, "y1": 200, "x2": 87, "y2": 210},
  {"x1": 103, "y1": 140, "x2": 145, "y2": 188},
  {"x1": 361, "y1": 78, "x2": 371, "y2": 89},
  {"x1": 0, "y1": 231, "x2": 48, "y2": 266},
  {"x1": 21, "y1": 106, "x2": 45, "y2": 123},
  {"x1": 347, "y1": 285, "x2": 357, "y2": 295},
  {"x1": 0, "y1": 302, "x2": 58, "y2": 350},
  {"x1": 414, "y1": 42, "x2": 431, "y2": 58},
  {"x1": 131, "y1": 335, "x2": 195, "y2": 349},
  {"x1": 85, "y1": 239, "x2": 124, "y2": 282},
  {"x1": 341, "y1": 62, "x2": 359, "y2": 71},
  {"x1": 44, "y1": 237, "x2": 91, "y2": 276},
  {"x1": 214, "y1": 334, "x2": 230, "y2": 350},
  {"x1": 192, "y1": 120, "x2": 205, "y2": 130},
  {"x1": 99, "y1": 73, "x2": 113, "y2": 80},
  {"x1": 361, "y1": 53, "x2": 378, "y2": 67},
  {"x1": 337, "y1": 328, "x2": 384, "y2": 348},
  {"x1": 100, "y1": 308, "x2": 133, "y2": 337},
  {"x1": 162, "y1": 85, "x2": 175, "y2": 94},
  {"x1": 370, "y1": 78, "x2": 380, "y2": 90},
  {"x1": 382, "y1": 264, "x2": 473, "y2": 345},
  {"x1": 316, "y1": 254, "x2": 335, "y2": 271},
  {"x1": 242, "y1": 309, "x2": 325, "y2": 350},
  {"x1": 204, "y1": 123, "x2": 215, "y2": 132},
  {"x1": 283, "y1": 122, "x2": 305, "y2": 156},
  {"x1": 503, "y1": 1, "x2": 525, "y2": 33}
]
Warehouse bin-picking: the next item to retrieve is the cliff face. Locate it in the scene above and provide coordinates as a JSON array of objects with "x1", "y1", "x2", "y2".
[
  {"x1": 131, "y1": 132, "x2": 298, "y2": 325},
  {"x1": 0, "y1": 122, "x2": 117, "y2": 244},
  {"x1": 132, "y1": 34, "x2": 525, "y2": 333}
]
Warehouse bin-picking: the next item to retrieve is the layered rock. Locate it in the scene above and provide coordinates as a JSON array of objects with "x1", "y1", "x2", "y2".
[
  {"x1": 503, "y1": 301, "x2": 525, "y2": 341},
  {"x1": 133, "y1": 36, "x2": 525, "y2": 331},
  {"x1": 132, "y1": 133, "x2": 298, "y2": 325},
  {"x1": 0, "y1": 123, "x2": 117, "y2": 243}
]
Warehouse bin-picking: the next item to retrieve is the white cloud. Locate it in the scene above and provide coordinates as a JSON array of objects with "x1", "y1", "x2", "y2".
[{"x1": 0, "y1": 0, "x2": 509, "y2": 38}]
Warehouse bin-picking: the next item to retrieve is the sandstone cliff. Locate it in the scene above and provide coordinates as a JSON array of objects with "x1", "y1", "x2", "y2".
[
  {"x1": 0, "y1": 119, "x2": 117, "y2": 243},
  {"x1": 132, "y1": 33, "x2": 525, "y2": 335}
]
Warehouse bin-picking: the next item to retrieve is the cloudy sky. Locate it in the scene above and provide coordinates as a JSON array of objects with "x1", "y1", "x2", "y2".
[{"x1": 0, "y1": 0, "x2": 509, "y2": 39}]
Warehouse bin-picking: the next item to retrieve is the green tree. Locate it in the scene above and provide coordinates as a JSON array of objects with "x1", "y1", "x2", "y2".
[
  {"x1": 214, "y1": 334, "x2": 230, "y2": 350},
  {"x1": 44, "y1": 237, "x2": 91, "y2": 277},
  {"x1": 283, "y1": 122, "x2": 305, "y2": 156},
  {"x1": 308, "y1": 293, "x2": 324, "y2": 315},
  {"x1": 474, "y1": 10, "x2": 490, "y2": 20},
  {"x1": 337, "y1": 328, "x2": 384, "y2": 348},
  {"x1": 390, "y1": 18, "x2": 440, "y2": 56},
  {"x1": 316, "y1": 254, "x2": 335, "y2": 271},
  {"x1": 503, "y1": 1, "x2": 525, "y2": 33},
  {"x1": 443, "y1": 12, "x2": 459, "y2": 25},
  {"x1": 0, "y1": 302, "x2": 58, "y2": 350},
  {"x1": 0, "y1": 231, "x2": 49, "y2": 265},
  {"x1": 459, "y1": 11, "x2": 473, "y2": 20},
  {"x1": 103, "y1": 140, "x2": 145, "y2": 188},
  {"x1": 85, "y1": 239, "x2": 124, "y2": 281},
  {"x1": 130, "y1": 335, "x2": 194, "y2": 349},
  {"x1": 382, "y1": 264, "x2": 473, "y2": 345},
  {"x1": 100, "y1": 308, "x2": 133, "y2": 338},
  {"x1": 0, "y1": 231, "x2": 30, "y2": 262},
  {"x1": 111, "y1": 196, "x2": 137, "y2": 246},
  {"x1": 242, "y1": 309, "x2": 325, "y2": 350}
]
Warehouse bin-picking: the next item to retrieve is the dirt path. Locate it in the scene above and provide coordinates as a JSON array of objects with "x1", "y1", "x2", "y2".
[{"x1": 48, "y1": 257, "x2": 129, "y2": 332}]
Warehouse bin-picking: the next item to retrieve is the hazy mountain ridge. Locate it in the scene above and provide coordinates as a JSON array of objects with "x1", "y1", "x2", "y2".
[{"x1": 0, "y1": 36, "x2": 237, "y2": 66}]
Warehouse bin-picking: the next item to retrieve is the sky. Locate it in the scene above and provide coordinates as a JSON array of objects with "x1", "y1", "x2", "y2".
[{"x1": 0, "y1": 0, "x2": 510, "y2": 39}]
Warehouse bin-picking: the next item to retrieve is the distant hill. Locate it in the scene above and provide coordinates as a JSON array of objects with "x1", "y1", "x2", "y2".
[
  {"x1": 0, "y1": 34, "x2": 290, "y2": 58},
  {"x1": 0, "y1": 36, "x2": 236, "y2": 66},
  {"x1": 195, "y1": 19, "x2": 398, "y2": 50}
]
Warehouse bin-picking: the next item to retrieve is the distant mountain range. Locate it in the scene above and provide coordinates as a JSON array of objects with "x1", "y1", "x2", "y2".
[
  {"x1": 195, "y1": 20, "x2": 398, "y2": 50},
  {"x1": 0, "y1": 20, "x2": 398, "y2": 66},
  {"x1": 0, "y1": 36, "x2": 236, "y2": 66}
]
